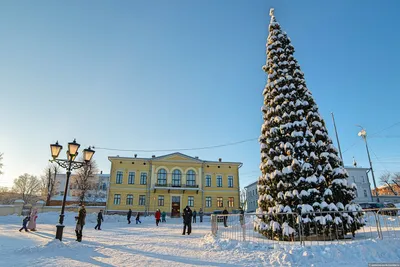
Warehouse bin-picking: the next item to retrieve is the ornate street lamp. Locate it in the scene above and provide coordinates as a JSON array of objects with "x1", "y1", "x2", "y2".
[
  {"x1": 49, "y1": 139, "x2": 95, "y2": 241},
  {"x1": 357, "y1": 126, "x2": 380, "y2": 202}
]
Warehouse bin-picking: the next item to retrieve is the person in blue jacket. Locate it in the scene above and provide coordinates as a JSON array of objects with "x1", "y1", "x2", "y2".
[{"x1": 19, "y1": 216, "x2": 30, "y2": 232}]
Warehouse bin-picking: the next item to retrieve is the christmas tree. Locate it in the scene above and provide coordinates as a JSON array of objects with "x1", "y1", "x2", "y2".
[{"x1": 257, "y1": 8, "x2": 364, "y2": 240}]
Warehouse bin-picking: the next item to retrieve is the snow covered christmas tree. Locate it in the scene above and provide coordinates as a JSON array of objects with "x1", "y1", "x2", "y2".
[{"x1": 257, "y1": 9, "x2": 364, "y2": 240}]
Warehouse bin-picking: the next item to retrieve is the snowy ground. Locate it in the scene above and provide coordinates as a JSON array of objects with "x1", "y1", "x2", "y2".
[{"x1": 1, "y1": 212, "x2": 400, "y2": 266}]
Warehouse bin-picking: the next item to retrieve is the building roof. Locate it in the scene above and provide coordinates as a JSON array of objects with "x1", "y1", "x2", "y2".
[
  {"x1": 244, "y1": 181, "x2": 258, "y2": 188},
  {"x1": 344, "y1": 166, "x2": 370, "y2": 171},
  {"x1": 108, "y1": 152, "x2": 242, "y2": 166}
]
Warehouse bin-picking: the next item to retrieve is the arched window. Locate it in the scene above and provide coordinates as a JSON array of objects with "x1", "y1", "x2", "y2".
[
  {"x1": 157, "y1": 169, "x2": 167, "y2": 185},
  {"x1": 186, "y1": 170, "x2": 196, "y2": 187},
  {"x1": 172, "y1": 169, "x2": 182, "y2": 187}
]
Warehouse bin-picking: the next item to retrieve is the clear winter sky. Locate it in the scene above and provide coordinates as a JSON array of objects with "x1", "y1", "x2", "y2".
[{"x1": 1, "y1": 1, "x2": 400, "y2": 189}]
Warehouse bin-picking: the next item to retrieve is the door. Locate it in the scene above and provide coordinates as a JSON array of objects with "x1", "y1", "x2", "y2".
[{"x1": 171, "y1": 196, "x2": 181, "y2": 218}]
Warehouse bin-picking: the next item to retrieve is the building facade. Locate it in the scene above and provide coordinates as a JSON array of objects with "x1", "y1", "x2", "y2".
[
  {"x1": 346, "y1": 167, "x2": 372, "y2": 203},
  {"x1": 51, "y1": 172, "x2": 110, "y2": 205},
  {"x1": 106, "y1": 152, "x2": 242, "y2": 216},
  {"x1": 244, "y1": 181, "x2": 258, "y2": 212},
  {"x1": 244, "y1": 166, "x2": 372, "y2": 212}
]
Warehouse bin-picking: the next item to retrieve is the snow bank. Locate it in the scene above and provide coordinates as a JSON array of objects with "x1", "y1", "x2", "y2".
[{"x1": 201, "y1": 236, "x2": 400, "y2": 266}]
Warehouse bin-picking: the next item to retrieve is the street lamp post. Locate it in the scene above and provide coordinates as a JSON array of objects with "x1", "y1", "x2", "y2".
[
  {"x1": 49, "y1": 139, "x2": 95, "y2": 241},
  {"x1": 357, "y1": 127, "x2": 380, "y2": 203}
]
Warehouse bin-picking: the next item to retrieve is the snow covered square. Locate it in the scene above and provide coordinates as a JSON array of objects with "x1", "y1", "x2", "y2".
[{"x1": 1, "y1": 212, "x2": 400, "y2": 266}]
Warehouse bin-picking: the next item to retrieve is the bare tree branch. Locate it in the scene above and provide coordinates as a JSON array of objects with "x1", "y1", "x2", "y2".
[
  {"x1": 41, "y1": 164, "x2": 61, "y2": 206},
  {"x1": 379, "y1": 172, "x2": 397, "y2": 195},
  {"x1": 392, "y1": 172, "x2": 400, "y2": 190},
  {"x1": 13, "y1": 173, "x2": 42, "y2": 203},
  {"x1": 75, "y1": 159, "x2": 98, "y2": 204},
  {"x1": 0, "y1": 153, "x2": 3, "y2": 175}
]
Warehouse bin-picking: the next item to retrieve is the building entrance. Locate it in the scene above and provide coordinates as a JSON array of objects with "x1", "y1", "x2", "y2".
[{"x1": 171, "y1": 196, "x2": 181, "y2": 218}]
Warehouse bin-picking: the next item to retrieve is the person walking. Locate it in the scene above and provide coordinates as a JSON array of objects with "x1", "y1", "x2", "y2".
[
  {"x1": 75, "y1": 205, "x2": 86, "y2": 242},
  {"x1": 127, "y1": 209, "x2": 132, "y2": 224},
  {"x1": 161, "y1": 211, "x2": 166, "y2": 223},
  {"x1": 192, "y1": 209, "x2": 197, "y2": 223},
  {"x1": 94, "y1": 210, "x2": 104, "y2": 230},
  {"x1": 222, "y1": 207, "x2": 229, "y2": 227},
  {"x1": 27, "y1": 209, "x2": 38, "y2": 231},
  {"x1": 19, "y1": 216, "x2": 30, "y2": 232},
  {"x1": 199, "y1": 208, "x2": 204, "y2": 223},
  {"x1": 135, "y1": 212, "x2": 141, "y2": 224},
  {"x1": 155, "y1": 209, "x2": 161, "y2": 226},
  {"x1": 182, "y1": 206, "x2": 192, "y2": 235}
]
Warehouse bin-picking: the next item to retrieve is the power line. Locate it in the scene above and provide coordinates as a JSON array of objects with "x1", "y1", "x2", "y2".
[
  {"x1": 93, "y1": 121, "x2": 400, "y2": 154},
  {"x1": 93, "y1": 137, "x2": 258, "y2": 153},
  {"x1": 370, "y1": 121, "x2": 400, "y2": 137},
  {"x1": 342, "y1": 121, "x2": 400, "y2": 154}
]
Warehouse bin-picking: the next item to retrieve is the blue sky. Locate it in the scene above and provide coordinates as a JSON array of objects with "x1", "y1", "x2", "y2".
[{"x1": 1, "y1": 1, "x2": 400, "y2": 189}]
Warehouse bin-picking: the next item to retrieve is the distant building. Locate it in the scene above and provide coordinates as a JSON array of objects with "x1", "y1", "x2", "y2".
[
  {"x1": 372, "y1": 184, "x2": 400, "y2": 196},
  {"x1": 244, "y1": 166, "x2": 372, "y2": 212},
  {"x1": 244, "y1": 181, "x2": 258, "y2": 212},
  {"x1": 50, "y1": 172, "x2": 110, "y2": 206},
  {"x1": 346, "y1": 167, "x2": 372, "y2": 203}
]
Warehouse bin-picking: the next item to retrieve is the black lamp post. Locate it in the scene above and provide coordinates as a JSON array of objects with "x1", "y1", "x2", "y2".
[{"x1": 50, "y1": 139, "x2": 95, "y2": 241}]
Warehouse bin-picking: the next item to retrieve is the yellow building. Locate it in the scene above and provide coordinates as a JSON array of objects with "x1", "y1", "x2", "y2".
[{"x1": 106, "y1": 152, "x2": 242, "y2": 217}]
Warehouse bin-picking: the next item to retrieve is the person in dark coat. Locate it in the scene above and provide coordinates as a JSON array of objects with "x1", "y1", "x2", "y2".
[
  {"x1": 161, "y1": 211, "x2": 166, "y2": 222},
  {"x1": 75, "y1": 205, "x2": 86, "y2": 242},
  {"x1": 94, "y1": 210, "x2": 104, "y2": 230},
  {"x1": 192, "y1": 210, "x2": 197, "y2": 223},
  {"x1": 199, "y1": 208, "x2": 204, "y2": 223},
  {"x1": 135, "y1": 212, "x2": 141, "y2": 224},
  {"x1": 127, "y1": 209, "x2": 132, "y2": 224},
  {"x1": 19, "y1": 216, "x2": 30, "y2": 232},
  {"x1": 182, "y1": 206, "x2": 193, "y2": 235},
  {"x1": 222, "y1": 207, "x2": 229, "y2": 227}
]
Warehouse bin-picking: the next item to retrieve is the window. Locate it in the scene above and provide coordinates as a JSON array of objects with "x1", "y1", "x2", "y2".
[
  {"x1": 157, "y1": 169, "x2": 167, "y2": 185},
  {"x1": 206, "y1": 197, "x2": 212, "y2": 207},
  {"x1": 188, "y1": 196, "x2": 194, "y2": 207},
  {"x1": 102, "y1": 183, "x2": 107, "y2": 191},
  {"x1": 60, "y1": 191, "x2": 64, "y2": 196},
  {"x1": 139, "y1": 195, "x2": 146, "y2": 206},
  {"x1": 172, "y1": 169, "x2": 182, "y2": 187},
  {"x1": 128, "y1": 172, "x2": 135, "y2": 184},
  {"x1": 206, "y1": 175, "x2": 211, "y2": 187},
  {"x1": 355, "y1": 190, "x2": 358, "y2": 197},
  {"x1": 217, "y1": 197, "x2": 223, "y2": 208},
  {"x1": 351, "y1": 176, "x2": 356, "y2": 183},
  {"x1": 186, "y1": 170, "x2": 196, "y2": 186},
  {"x1": 217, "y1": 175, "x2": 222, "y2": 187},
  {"x1": 228, "y1": 176, "x2": 233, "y2": 188},
  {"x1": 114, "y1": 194, "x2": 121, "y2": 205},
  {"x1": 228, "y1": 197, "x2": 234, "y2": 207},
  {"x1": 364, "y1": 189, "x2": 368, "y2": 198},
  {"x1": 126, "y1": 194, "x2": 133, "y2": 205},
  {"x1": 116, "y1": 171, "x2": 123, "y2": 184},
  {"x1": 361, "y1": 176, "x2": 365, "y2": 183},
  {"x1": 140, "y1": 172, "x2": 147, "y2": 185},
  {"x1": 158, "y1": 195, "x2": 164, "y2": 206}
]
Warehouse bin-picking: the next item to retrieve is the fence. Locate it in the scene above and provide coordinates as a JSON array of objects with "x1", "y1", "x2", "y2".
[{"x1": 211, "y1": 208, "x2": 400, "y2": 246}]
